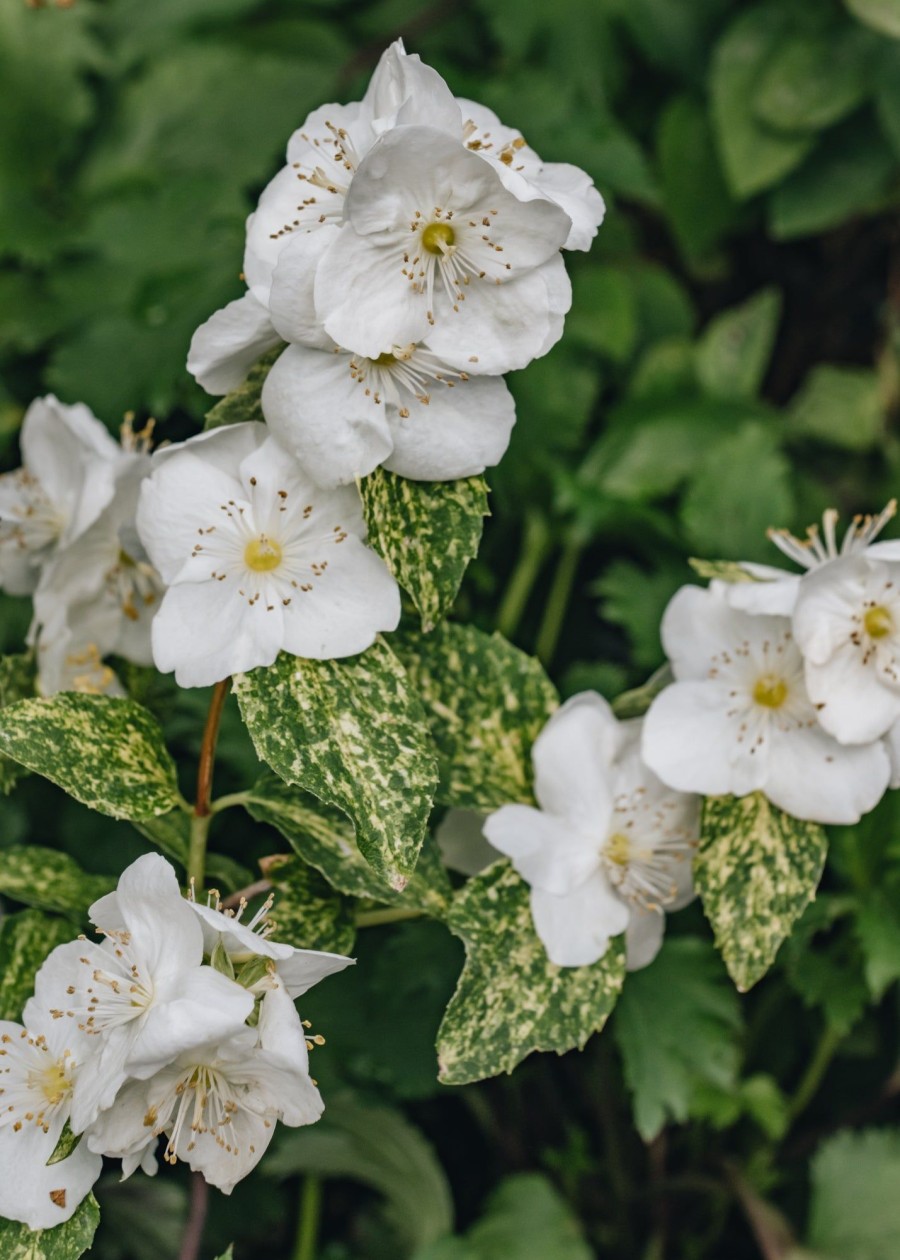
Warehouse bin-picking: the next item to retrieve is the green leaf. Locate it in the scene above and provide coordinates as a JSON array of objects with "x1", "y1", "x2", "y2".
[
  {"x1": 770, "y1": 119, "x2": 897, "y2": 240},
  {"x1": 204, "y1": 346, "x2": 282, "y2": 431},
  {"x1": 0, "y1": 910, "x2": 77, "y2": 1021},
  {"x1": 680, "y1": 423, "x2": 793, "y2": 562},
  {"x1": 414, "y1": 1173, "x2": 593, "y2": 1260},
  {"x1": 0, "y1": 653, "x2": 36, "y2": 795},
  {"x1": 753, "y1": 27, "x2": 872, "y2": 133},
  {"x1": 437, "y1": 863, "x2": 626, "y2": 1085},
  {"x1": 808, "y1": 1128, "x2": 900, "y2": 1259},
  {"x1": 360, "y1": 469, "x2": 490, "y2": 632},
  {"x1": 595, "y1": 562, "x2": 685, "y2": 673},
  {"x1": 0, "y1": 847, "x2": 114, "y2": 919},
  {"x1": 784, "y1": 897, "x2": 869, "y2": 1033},
  {"x1": 245, "y1": 776, "x2": 452, "y2": 917},
  {"x1": 697, "y1": 793, "x2": 828, "y2": 991},
  {"x1": 234, "y1": 639, "x2": 438, "y2": 891},
  {"x1": 214, "y1": 1250, "x2": 234, "y2": 1260},
  {"x1": 844, "y1": 0, "x2": 900, "y2": 39},
  {"x1": 46, "y1": 1121, "x2": 82, "y2": 1168},
  {"x1": 266, "y1": 1098, "x2": 454, "y2": 1252},
  {"x1": 0, "y1": 1195, "x2": 99, "y2": 1260},
  {"x1": 614, "y1": 936, "x2": 742, "y2": 1140},
  {"x1": 260, "y1": 854, "x2": 356, "y2": 954},
  {"x1": 657, "y1": 96, "x2": 735, "y2": 262},
  {"x1": 856, "y1": 892, "x2": 900, "y2": 998},
  {"x1": 611, "y1": 664, "x2": 673, "y2": 720},
  {"x1": 788, "y1": 364, "x2": 884, "y2": 449},
  {"x1": 0, "y1": 694, "x2": 182, "y2": 821},
  {"x1": 695, "y1": 289, "x2": 781, "y2": 400},
  {"x1": 565, "y1": 265, "x2": 638, "y2": 361},
  {"x1": 393, "y1": 624, "x2": 558, "y2": 812},
  {"x1": 710, "y1": 7, "x2": 815, "y2": 199},
  {"x1": 688, "y1": 558, "x2": 763, "y2": 583}
]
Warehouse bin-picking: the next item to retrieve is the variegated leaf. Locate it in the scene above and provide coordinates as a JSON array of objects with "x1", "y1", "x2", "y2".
[
  {"x1": 234, "y1": 639, "x2": 439, "y2": 891},
  {"x1": 0, "y1": 694, "x2": 182, "y2": 820},
  {"x1": 0, "y1": 652, "x2": 36, "y2": 795},
  {"x1": 0, "y1": 1195, "x2": 99, "y2": 1260},
  {"x1": 204, "y1": 346, "x2": 282, "y2": 430},
  {"x1": 245, "y1": 775, "x2": 451, "y2": 917},
  {"x1": 0, "y1": 910, "x2": 75, "y2": 1022},
  {"x1": 697, "y1": 792, "x2": 828, "y2": 991},
  {"x1": 437, "y1": 862, "x2": 626, "y2": 1085},
  {"x1": 0, "y1": 847, "x2": 114, "y2": 919},
  {"x1": 394, "y1": 624, "x2": 558, "y2": 810},
  {"x1": 261, "y1": 854, "x2": 356, "y2": 955},
  {"x1": 360, "y1": 468, "x2": 490, "y2": 632}
]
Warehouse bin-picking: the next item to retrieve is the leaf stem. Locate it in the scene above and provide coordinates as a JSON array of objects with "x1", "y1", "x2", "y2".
[
  {"x1": 495, "y1": 509, "x2": 551, "y2": 640},
  {"x1": 210, "y1": 790, "x2": 251, "y2": 815},
  {"x1": 178, "y1": 1171, "x2": 209, "y2": 1260},
  {"x1": 188, "y1": 678, "x2": 230, "y2": 892},
  {"x1": 354, "y1": 906, "x2": 424, "y2": 928},
  {"x1": 788, "y1": 1024, "x2": 842, "y2": 1122},
  {"x1": 293, "y1": 1175, "x2": 322, "y2": 1260},
  {"x1": 535, "y1": 535, "x2": 584, "y2": 667}
]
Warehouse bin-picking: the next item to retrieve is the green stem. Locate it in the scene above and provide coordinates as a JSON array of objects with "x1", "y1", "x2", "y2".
[
  {"x1": 187, "y1": 813, "x2": 211, "y2": 894},
  {"x1": 293, "y1": 1175, "x2": 322, "y2": 1260},
  {"x1": 209, "y1": 791, "x2": 251, "y2": 815},
  {"x1": 535, "y1": 535, "x2": 584, "y2": 667},
  {"x1": 355, "y1": 906, "x2": 424, "y2": 929},
  {"x1": 495, "y1": 510, "x2": 551, "y2": 640},
  {"x1": 789, "y1": 1025, "x2": 842, "y2": 1122}
]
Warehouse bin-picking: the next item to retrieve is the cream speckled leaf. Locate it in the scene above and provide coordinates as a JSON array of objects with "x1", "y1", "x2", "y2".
[
  {"x1": 0, "y1": 694, "x2": 181, "y2": 820},
  {"x1": 0, "y1": 653, "x2": 36, "y2": 795},
  {"x1": 203, "y1": 346, "x2": 282, "y2": 430},
  {"x1": 437, "y1": 862, "x2": 626, "y2": 1085},
  {"x1": 0, "y1": 910, "x2": 75, "y2": 1022},
  {"x1": 234, "y1": 639, "x2": 439, "y2": 891},
  {"x1": 394, "y1": 624, "x2": 558, "y2": 811},
  {"x1": 245, "y1": 774, "x2": 452, "y2": 917},
  {"x1": 360, "y1": 468, "x2": 490, "y2": 632},
  {"x1": 0, "y1": 1196, "x2": 99, "y2": 1260},
  {"x1": 261, "y1": 854, "x2": 356, "y2": 955},
  {"x1": 697, "y1": 793, "x2": 827, "y2": 991},
  {"x1": 687, "y1": 558, "x2": 763, "y2": 583},
  {"x1": 0, "y1": 847, "x2": 114, "y2": 919}
]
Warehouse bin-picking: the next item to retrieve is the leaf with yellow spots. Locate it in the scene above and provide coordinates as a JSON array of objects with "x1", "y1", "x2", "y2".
[
  {"x1": 0, "y1": 652, "x2": 36, "y2": 795},
  {"x1": 0, "y1": 910, "x2": 75, "y2": 1023},
  {"x1": 0, "y1": 847, "x2": 114, "y2": 920}
]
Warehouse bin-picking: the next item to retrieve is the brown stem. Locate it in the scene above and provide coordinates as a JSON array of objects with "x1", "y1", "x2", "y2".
[
  {"x1": 178, "y1": 1172, "x2": 209, "y2": 1260},
  {"x1": 221, "y1": 879, "x2": 273, "y2": 911},
  {"x1": 195, "y1": 679, "x2": 230, "y2": 818},
  {"x1": 724, "y1": 1164, "x2": 798, "y2": 1260}
]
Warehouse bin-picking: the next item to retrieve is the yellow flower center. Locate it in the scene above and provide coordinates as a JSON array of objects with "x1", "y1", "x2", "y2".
[
  {"x1": 753, "y1": 674, "x2": 788, "y2": 709},
  {"x1": 422, "y1": 222, "x2": 455, "y2": 255},
  {"x1": 372, "y1": 352, "x2": 397, "y2": 367},
  {"x1": 244, "y1": 536, "x2": 282, "y2": 573},
  {"x1": 34, "y1": 1060, "x2": 70, "y2": 1107},
  {"x1": 864, "y1": 605, "x2": 894, "y2": 639},
  {"x1": 605, "y1": 832, "x2": 631, "y2": 866}
]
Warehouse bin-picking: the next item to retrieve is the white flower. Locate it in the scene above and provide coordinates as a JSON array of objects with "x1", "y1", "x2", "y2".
[
  {"x1": 86, "y1": 977, "x2": 323, "y2": 1194},
  {"x1": 483, "y1": 693, "x2": 698, "y2": 970},
  {"x1": 642, "y1": 583, "x2": 891, "y2": 824},
  {"x1": 33, "y1": 854, "x2": 255, "y2": 1132},
  {"x1": 135, "y1": 422, "x2": 400, "y2": 688},
  {"x1": 0, "y1": 1006, "x2": 102, "y2": 1230},
  {"x1": 0, "y1": 396, "x2": 124, "y2": 596},
  {"x1": 30, "y1": 453, "x2": 164, "y2": 696},
  {"x1": 726, "y1": 501, "x2": 900, "y2": 617}
]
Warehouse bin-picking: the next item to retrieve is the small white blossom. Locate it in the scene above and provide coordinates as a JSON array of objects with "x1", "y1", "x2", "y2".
[
  {"x1": 135, "y1": 422, "x2": 400, "y2": 688},
  {"x1": 642, "y1": 583, "x2": 891, "y2": 824},
  {"x1": 0, "y1": 1006, "x2": 102, "y2": 1230},
  {"x1": 0, "y1": 396, "x2": 124, "y2": 596},
  {"x1": 483, "y1": 693, "x2": 697, "y2": 970}
]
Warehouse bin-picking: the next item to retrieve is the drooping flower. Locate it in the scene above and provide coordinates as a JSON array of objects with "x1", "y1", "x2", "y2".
[
  {"x1": 32, "y1": 854, "x2": 255, "y2": 1132},
  {"x1": 0, "y1": 1006, "x2": 102, "y2": 1230},
  {"x1": 135, "y1": 422, "x2": 400, "y2": 688},
  {"x1": 642, "y1": 583, "x2": 891, "y2": 823},
  {"x1": 86, "y1": 977, "x2": 325, "y2": 1193},
  {"x1": 483, "y1": 693, "x2": 698, "y2": 970},
  {"x1": 0, "y1": 396, "x2": 125, "y2": 596}
]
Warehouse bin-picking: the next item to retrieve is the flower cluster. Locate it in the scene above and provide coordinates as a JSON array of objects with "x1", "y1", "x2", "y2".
[
  {"x1": 188, "y1": 39, "x2": 603, "y2": 488},
  {"x1": 0, "y1": 396, "x2": 162, "y2": 696},
  {"x1": 0, "y1": 854, "x2": 351, "y2": 1229},
  {"x1": 472, "y1": 694, "x2": 698, "y2": 971},
  {"x1": 643, "y1": 504, "x2": 900, "y2": 825}
]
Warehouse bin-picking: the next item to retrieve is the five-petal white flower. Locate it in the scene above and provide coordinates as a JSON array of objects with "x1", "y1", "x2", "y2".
[
  {"x1": 484, "y1": 693, "x2": 698, "y2": 969},
  {"x1": 135, "y1": 422, "x2": 400, "y2": 688}
]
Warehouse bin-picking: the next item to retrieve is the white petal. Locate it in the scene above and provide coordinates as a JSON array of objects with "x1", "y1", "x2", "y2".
[
  {"x1": 137, "y1": 453, "x2": 244, "y2": 584},
  {"x1": 532, "y1": 692, "x2": 618, "y2": 822},
  {"x1": 187, "y1": 292, "x2": 282, "y2": 395},
  {"x1": 151, "y1": 579, "x2": 284, "y2": 688},
  {"x1": 661, "y1": 584, "x2": 789, "y2": 682},
  {"x1": 274, "y1": 950, "x2": 355, "y2": 1000},
  {"x1": 765, "y1": 724, "x2": 889, "y2": 825},
  {"x1": 528, "y1": 162, "x2": 606, "y2": 251},
  {"x1": 267, "y1": 228, "x2": 338, "y2": 349},
  {"x1": 624, "y1": 905, "x2": 665, "y2": 972},
  {"x1": 792, "y1": 556, "x2": 870, "y2": 666},
  {"x1": 0, "y1": 1122, "x2": 101, "y2": 1230},
  {"x1": 361, "y1": 42, "x2": 461, "y2": 135},
  {"x1": 261, "y1": 343, "x2": 394, "y2": 487},
  {"x1": 805, "y1": 644, "x2": 900, "y2": 744},
  {"x1": 884, "y1": 719, "x2": 900, "y2": 789},
  {"x1": 530, "y1": 873, "x2": 629, "y2": 968},
  {"x1": 384, "y1": 371, "x2": 515, "y2": 481},
  {"x1": 725, "y1": 571, "x2": 801, "y2": 617},
  {"x1": 129, "y1": 968, "x2": 254, "y2": 1078},
  {"x1": 482, "y1": 806, "x2": 600, "y2": 895},
  {"x1": 108, "y1": 852, "x2": 203, "y2": 976}
]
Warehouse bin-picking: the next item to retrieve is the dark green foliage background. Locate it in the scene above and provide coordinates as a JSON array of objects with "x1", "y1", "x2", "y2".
[{"x1": 3, "y1": 0, "x2": 900, "y2": 1256}]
